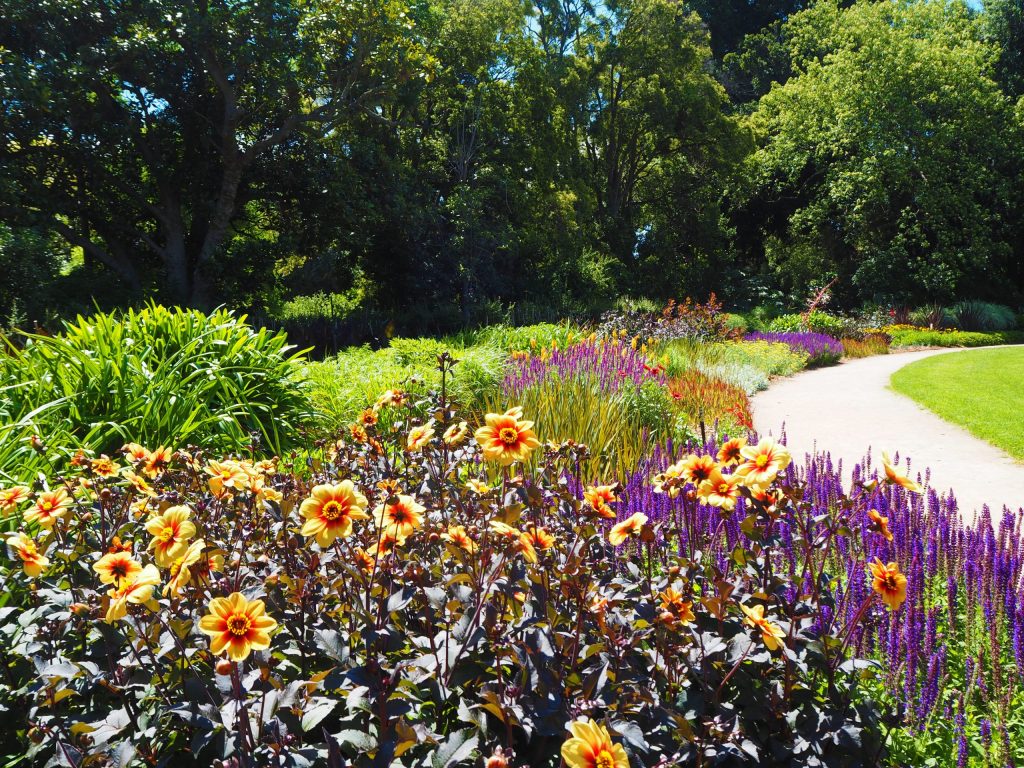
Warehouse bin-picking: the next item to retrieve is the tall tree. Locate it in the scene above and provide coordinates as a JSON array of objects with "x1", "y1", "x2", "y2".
[
  {"x1": 739, "y1": 0, "x2": 1022, "y2": 306},
  {"x1": 0, "y1": 0, "x2": 427, "y2": 307}
]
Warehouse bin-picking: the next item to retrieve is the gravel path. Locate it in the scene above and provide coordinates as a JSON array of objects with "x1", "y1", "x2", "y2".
[{"x1": 750, "y1": 348, "x2": 1024, "y2": 520}]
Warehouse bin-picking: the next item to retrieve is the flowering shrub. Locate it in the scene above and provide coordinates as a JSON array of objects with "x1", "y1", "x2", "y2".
[
  {"x1": 745, "y1": 331, "x2": 843, "y2": 368},
  {"x1": 597, "y1": 295, "x2": 739, "y2": 344},
  {"x1": 0, "y1": 365, "x2": 910, "y2": 767}
]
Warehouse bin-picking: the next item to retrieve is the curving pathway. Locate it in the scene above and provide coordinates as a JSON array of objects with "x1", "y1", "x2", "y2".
[{"x1": 750, "y1": 348, "x2": 1024, "y2": 520}]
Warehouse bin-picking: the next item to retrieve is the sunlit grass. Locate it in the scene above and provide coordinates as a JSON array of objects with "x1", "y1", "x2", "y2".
[{"x1": 890, "y1": 348, "x2": 1024, "y2": 459}]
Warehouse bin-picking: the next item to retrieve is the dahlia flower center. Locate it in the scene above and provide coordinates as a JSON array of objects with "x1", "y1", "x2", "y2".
[
  {"x1": 227, "y1": 614, "x2": 252, "y2": 636},
  {"x1": 390, "y1": 507, "x2": 410, "y2": 524},
  {"x1": 755, "y1": 455, "x2": 769, "y2": 468},
  {"x1": 498, "y1": 427, "x2": 519, "y2": 445},
  {"x1": 22, "y1": 540, "x2": 37, "y2": 556},
  {"x1": 596, "y1": 751, "x2": 615, "y2": 768},
  {"x1": 882, "y1": 575, "x2": 898, "y2": 591},
  {"x1": 111, "y1": 561, "x2": 129, "y2": 578},
  {"x1": 321, "y1": 500, "x2": 345, "y2": 521},
  {"x1": 718, "y1": 483, "x2": 730, "y2": 494}
]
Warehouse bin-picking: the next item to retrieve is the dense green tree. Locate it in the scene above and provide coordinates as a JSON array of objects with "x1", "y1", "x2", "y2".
[
  {"x1": 739, "y1": 0, "x2": 1023, "y2": 306},
  {"x1": 0, "y1": 0, "x2": 427, "y2": 307},
  {"x1": 982, "y1": 0, "x2": 1024, "y2": 98}
]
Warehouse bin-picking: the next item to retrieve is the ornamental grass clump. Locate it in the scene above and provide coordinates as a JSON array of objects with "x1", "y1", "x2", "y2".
[{"x1": 0, "y1": 358, "x2": 895, "y2": 767}]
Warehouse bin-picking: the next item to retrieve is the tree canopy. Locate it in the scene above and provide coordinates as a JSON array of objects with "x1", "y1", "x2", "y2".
[{"x1": 1, "y1": 0, "x2": 1022, "y2": 328}]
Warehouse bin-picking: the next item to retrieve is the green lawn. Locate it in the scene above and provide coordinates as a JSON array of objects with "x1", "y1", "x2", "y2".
[{"x1": 890, "y1": 348, "x2": 1024, "y2": 460}]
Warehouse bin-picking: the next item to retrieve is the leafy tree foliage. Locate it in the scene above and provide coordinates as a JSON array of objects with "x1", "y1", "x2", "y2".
[
  {"x1": 738, "y1": 0, "x2": 1024, "y2": 305},
  {"x1": 0, "y1": 0, "x2": 427, "y2": 306}
]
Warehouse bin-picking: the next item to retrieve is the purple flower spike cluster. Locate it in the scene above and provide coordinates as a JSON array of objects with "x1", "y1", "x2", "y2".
[
  {"x1": 590, "y1": 437, "x2": 1024, "y2": 757},
  {"x1": 746, "y1": 331, "x2": 843, "y2": 366},
  {"x1": 503, "y1": 338, "x2": 665, "y2": 398}
]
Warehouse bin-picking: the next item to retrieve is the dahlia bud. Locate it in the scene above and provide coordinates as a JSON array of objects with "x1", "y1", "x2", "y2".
[
  {"x1": 215, "y1": 659, "x2": 234, "y2": 676},
  {"x1": 69, "y1": 602, "x2": 91, "y2": 616},
  {"x1": 485, "y1": 746, "x2": 511, "y2": 768}
]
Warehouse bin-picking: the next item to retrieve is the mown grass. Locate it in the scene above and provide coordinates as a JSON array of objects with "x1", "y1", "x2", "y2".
[{"x1": 890, "y1": 348, "x2": 1024, "y2": 460}]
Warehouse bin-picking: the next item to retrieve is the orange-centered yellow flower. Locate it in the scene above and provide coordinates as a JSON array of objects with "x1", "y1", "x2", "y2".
[
  {"x1": 521, "y1": 524, "x2": 556, "y2": 551},
  {"x1": 164, "y1": 539, "x2": 206, "y2": 597},
  {"x1": 869, "y1": 558, "x2": 908, "y2": 611},
  {"x1": 300, "y1": 482, "x2": 369, "y2": 547},
  {"x1": 881, "y1": 451, "x2": 923, "y2": 494},
  {"x1": 105, "y1": 564, "x2": 160, "y2": 623},
  {"x1": 717, "y1": 437, "x2": 747, "y2": 466},
  {"x1": 199, "y1": 593, "x2": 277, "y2": 662},
  {"x1": 474, "y1": 407, "x2": 541, "y2": 465},
  {"x1": 442, "y1": 525, "x2": 476, "y2": 553},
  {"x1": 583, "y1": 484, "x2": 619, "y2": 519},
  {"x1": 735, "y1": 437, "x2": 791, "y2": 488},
  {"x1": 0, "y1": 485, "x2": 31, "y2": 513},
  {"x1": 868, "y1": 509, "x2": 894, "y2": 542},
  {"x1": 26, "y1": 489, "x2": 71, "y2": 528},
  {"x1": 7, "y1": 532, "x2": 49, "y2": 577},
  {"x1": 94, "y1": 551, "x2": 144, "y2": 588},
  {"x1": 122, "y1": 442, "x2": 151, "y2": 463},
  {"x1": 142, "y1": 445, "x2": 173, "y2": 478},
  {"x1": 679, "y1": 454, "x2": 717, "y2": 484},
  {"x1": 741, "y1": 603, "x2": 786, "y2": 651},
  {"x1": 697, "y1": 469, "x2": 742, "y2": 512},
  {"x1": 465, "y1": 479, "x2": 492, "y2": 495},
  {"x1": 442, "y1": 421, "x2": 469, "y2": 446},
  {"x1": 145, "y1": 505, "x2": 197, "y2": 567},
  {"x1": 608, "y1": 512, "x2": 648, "y2": 546},
  {"x1": 205, "y1": 460, "x2": 250, "y2": 490},
  {"x1": 374, "y1": 495, "x2": 425, "y2": 540},
  {"x1": 406, "y1": 422, "x2": 436, "y2": 451},
  {"x1": 560, "y1": 718, "x2": 629, "y2": 768},
  {"x1": 652, "y1": 461, "x2": 686, "y2": 497}
]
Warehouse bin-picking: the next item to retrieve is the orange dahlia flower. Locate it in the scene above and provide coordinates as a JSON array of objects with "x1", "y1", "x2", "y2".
[
  {"x1": 199, "y1": 592, "x2": 277, "y2": 662},
  {"x1": 26, "y1": 489, "x2": 71, "y2": 528},
  {"x1": 90, "y1": 455, "x2": 120, "y2": 478},
  {"x1": 145, "y1": 505, "x2": 197, "y2": 567},
  {"x1": 442, "y1": 525, "x2": 476, "y2": 553},
  {"x1": 679, "y1": 454, "x2": 717, "y2": 484},
  {"x1": 0, "y1": 485, "x2": 31, "y2": 513},
  {"x1": 474, "y1": 407, "x2": 541, "y2": 466},
  {"x1": 658, "y1": 587, "x2": 695, "y2": 626},
  {"x1": 868, "y1": 509, "x2": 894, "y2": 542},
  {"x1": 374, "y1": 495, "x2": 424, "y2": 540},
  {"x1": 142, "y1": 445, "x2": 173, "y2": 478},
  {"x1": 697, "y1": 469, "x2": 742, "y2": 512},
  {"x1": 105, "y1": 564, "x2": 160, "y2": 623},
  {"x1": 7, "y1": 532, "x2": 49, "y2": 577},
  {"x1": 300, "y1": 482, "x2": 369, "y2": 546},
  {"x1": 881, "y1": 452, "x2": 923, "y2": 494},
  {"x1": 717, "y1": 437, "x2": 747, "y2": 466},
  {"x1": 560, "y1": 718, "x2": 629, "y2": 768},
  {"x1": 521, "y1": 524, "x2": 556, "y2": 551},
  {"x1": 443, "y1": 421, "x2": 469, "y2": 446},
  {"x1": 94, "y1": 551, "x2": 143, "y2": 588},
  {"x1": 741, "y1": 603, "x2": 786, "y2": 651},
  {"x1": 608, "y1": 512, "x2": 648, "y2": 546},
  {"x1": 583, "y1": 484, "x2": 619, "y2": 518},
  {"x1": 869, "y1": 558, "x2": 907, "y2": 611}
]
